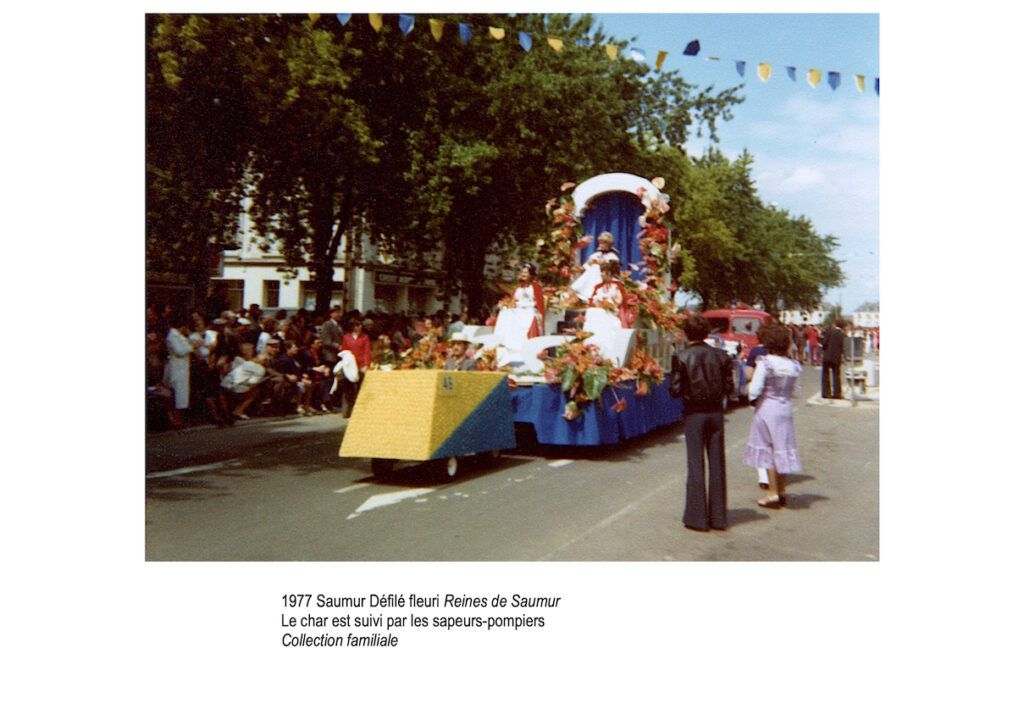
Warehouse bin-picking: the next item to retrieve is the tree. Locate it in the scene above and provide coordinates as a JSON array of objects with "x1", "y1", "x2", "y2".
[{"x1": 146, "y1": 14, "x2": 255, "y2": 312}]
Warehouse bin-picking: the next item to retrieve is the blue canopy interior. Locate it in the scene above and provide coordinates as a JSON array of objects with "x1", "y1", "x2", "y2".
[{"x1": 580, "y1": 191, "x2": 646, "y2": 281}]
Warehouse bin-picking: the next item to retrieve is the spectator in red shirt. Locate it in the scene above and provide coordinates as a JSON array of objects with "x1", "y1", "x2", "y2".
[
  {"x1": 342, "y1": 319, "x2": 372, "y2": 370},
  {"x1": 337, "y1": 319, "x2": 371, "y2": 417},
  {"x1": 806, "y1": 325, "x2": 821, "y2": 366}
]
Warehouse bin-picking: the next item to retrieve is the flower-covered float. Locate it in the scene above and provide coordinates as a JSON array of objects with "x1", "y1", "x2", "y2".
[{"x1": 340, "y1": 173, "x2": 685, "y2": 477}]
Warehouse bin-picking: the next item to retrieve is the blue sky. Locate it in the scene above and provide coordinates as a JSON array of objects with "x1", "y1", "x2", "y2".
[{"x1": 591, "y1": 13, "x2": 880, "y2": 312}]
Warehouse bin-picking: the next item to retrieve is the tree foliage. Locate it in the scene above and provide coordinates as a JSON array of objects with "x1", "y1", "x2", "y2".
[{"x1": 147, "y1": 12, "x2": 842, "y2": 315}]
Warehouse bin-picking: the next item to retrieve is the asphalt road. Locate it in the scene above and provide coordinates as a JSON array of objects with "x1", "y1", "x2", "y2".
[{"x1": 145, "y1": 367, "x2": 879, "y2": 561}]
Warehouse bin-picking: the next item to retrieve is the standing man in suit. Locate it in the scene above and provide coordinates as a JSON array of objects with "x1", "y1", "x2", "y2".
[
  {"x1": 318, "y1": 306, "x2": 344, "y2": 365},
  {"x1": 671, "y1": 314, "x2": 735, "y2": 532},
  {"x1": 820, "y1": 318, "x2": 847, "y2": 399}
]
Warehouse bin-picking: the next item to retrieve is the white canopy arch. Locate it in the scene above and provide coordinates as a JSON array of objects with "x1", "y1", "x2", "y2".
[{"x1": 571, "y1": 173, "x2": 660, "y2": 217}]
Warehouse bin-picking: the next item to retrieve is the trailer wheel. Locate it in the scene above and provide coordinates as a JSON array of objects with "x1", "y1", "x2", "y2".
[
  {"x1": 430, "y1": 456, "x2": 459, "y2": 481},
  {"x1": 370, "y1": 458, "x2": 396, "y2": 476},
  {"x1": 443, "y1": 457, "x2": 459, "y2": 479}
]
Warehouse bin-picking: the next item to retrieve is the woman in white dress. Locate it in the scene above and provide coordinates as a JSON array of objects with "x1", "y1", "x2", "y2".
[
  {"x1": 585, "y1": 259, "x2": 629, "y2": 335},
  {"x1": 571, "y1": 231, "x2": 620, "y2": 301},
  {"x1": 495, "y1": 263, "x2": 546, "y2": 347}
]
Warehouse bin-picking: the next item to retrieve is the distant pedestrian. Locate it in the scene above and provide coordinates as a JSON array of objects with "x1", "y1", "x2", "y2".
[
  {"x1": 806, "y1": 324, "x2": 821, "y2": 365},
  {"x1": 744, "y1": 323, "x2": 802, "y2": 508},
  {"x1": 670, "y1": 314, "x2": 735, "y2": 532},
  {"x1": 820, "y1": 318, "x2": 847, "y2": 399},
  {"x1": 164, "y1": 312, "x2": 196, "y2": 429}
]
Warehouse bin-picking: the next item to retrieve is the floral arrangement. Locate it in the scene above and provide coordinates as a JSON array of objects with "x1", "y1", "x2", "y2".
[
  {"x1": 530, "y1": 183, "x2": 590, "y2": 287},
  {"x1": 398, "y1": 335, "x2": 447, "y2": 370},
  {"x1": 540, "y1": 331, "x2": 615, "y2": 420},
  {"x1": 623, "y1": 346, "x2": 665, "y2": 397},
  {"x1": 474, "y1": 347, "x2": 502, "y2": 372},
  {"x1": 615, "y1": 183, "x2": 681, "y2": 331}
]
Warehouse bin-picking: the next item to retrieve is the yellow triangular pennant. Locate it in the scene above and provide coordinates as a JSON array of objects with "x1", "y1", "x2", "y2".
[
  {"x1": 308, "y1": 13, "x2": 320, "y2": 25},
  {"x1": 369, "y1": 14, "x2": 383, "y2": 33},
  {"x1": 656, "y1": 50, "x2": 668, "y2": 71},
  {"x1": 855, "y1": 74, "x2": 865, "y2": 92},
  {"x1": 605, "y1": 44, "x2": 619, "y2": 61},
  {"x1": 757, "y1": 63, "x2": 772, "y2": 82},
  {"x1": 807, "y1": 68, "x2": 821, "y2": 88},
  {"x1": 547, "y1": 36, "x2": 564, "y2": 52},
  {"x1": 489, "y1": 26, "x2": 505, "y2": 41},
  {"x1": 429, "y1": 19, "x2": 444, "y2": 42}
]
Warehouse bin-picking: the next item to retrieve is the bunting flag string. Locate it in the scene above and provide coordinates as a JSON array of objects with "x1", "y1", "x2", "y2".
[
  {"x1": 336, "y1": 14, "x2": 877, "y2": 98},
  {"x1": 429, "y1": 19, "x2": 444, "y2": 43}
]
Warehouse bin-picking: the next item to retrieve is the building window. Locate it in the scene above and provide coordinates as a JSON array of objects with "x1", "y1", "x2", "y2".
[
  {"x1": 301, "y1": 281, "x2": 345, "y2": 311},
  {"x1": 264, "y1": 280, "x2": 280, "y2": 308},
  {"x1": 209, "y1": 279, "x2": 244, "y2": 313}
]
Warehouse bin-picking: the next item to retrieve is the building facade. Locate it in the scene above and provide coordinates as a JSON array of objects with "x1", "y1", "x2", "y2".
[
  {"x1": 209, "y1": 210, "x2": 453, "y2": 315},
  {"x1": 779, "y1": 308, "x2": 827, "y2": 325}
]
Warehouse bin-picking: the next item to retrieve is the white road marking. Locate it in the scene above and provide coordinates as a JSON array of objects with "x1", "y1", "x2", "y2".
[
  {"x1": 146, "y1": 460, "x2": 242, "y2": 479},
  {"x1": 548, "y1": 459, "x2": 574, "y2": 468},
  {"x1": 334, "y1": 483, "x2": 369, "y2": 494},
  {"x1": 349, "y1": 488, "x2": 435, "y2": 517}
]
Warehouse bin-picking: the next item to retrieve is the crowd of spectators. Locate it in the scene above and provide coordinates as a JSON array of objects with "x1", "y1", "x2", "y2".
[{"x1": 145, "y1": 302, "x2": 486, "y2": 432}]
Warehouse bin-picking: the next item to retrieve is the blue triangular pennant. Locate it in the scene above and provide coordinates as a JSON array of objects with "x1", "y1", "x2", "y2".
[
  {"x1": 398, "y1": 14, "x2": 415, "y2": 36},
  {"x1": 683, "y1": 39, "x2": 700, "y2": 56},
  {"x1": 458, "y1": 23, "x2": 472, "y2": 44},
  {"x1": 735, "y1": 60, "x2": 746, "y2": 77},
  {"x1": 875, "y1": 77, "x2": 880, "y2": 95},
  {"x1": 518, "y1": 31, "x2": 532, "y2": 52},
  {"x1": 335, "y1": 13, "x2": 351, "y2": 26},
  {"x1": 577, "y1": 38, "x2": 591, "y2": 47},
  {"x1": 786, "y1": 65, "x2": 796, "y2": 81},
  {"x1": 828, "y1": 71, "x2": 841, "y2": 90}
]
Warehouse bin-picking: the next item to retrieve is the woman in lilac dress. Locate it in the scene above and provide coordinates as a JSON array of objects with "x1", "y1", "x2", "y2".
[{"x1": 744, "y1": 323, "x2": 802, "y2": 508}]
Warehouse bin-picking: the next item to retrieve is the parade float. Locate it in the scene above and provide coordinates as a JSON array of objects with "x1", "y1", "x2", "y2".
[{"x1": 339, "y1": 173, "x2": 685, "y2": 477}]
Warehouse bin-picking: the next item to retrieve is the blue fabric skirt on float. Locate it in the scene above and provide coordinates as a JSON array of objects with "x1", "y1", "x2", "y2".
[{"x1": 510, "y1": 380, "x2": 682, "y2": 446}]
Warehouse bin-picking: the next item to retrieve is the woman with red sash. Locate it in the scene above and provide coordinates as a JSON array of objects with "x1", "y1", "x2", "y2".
[
  {"x1": 513, "y1": 263, "x2": 546, "y2": 337},
  {"x1": 588, "y1": 259, "x2": 629, "y2": 329}
]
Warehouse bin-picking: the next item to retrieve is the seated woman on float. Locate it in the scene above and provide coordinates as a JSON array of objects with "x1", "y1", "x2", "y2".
[
  {"x1": 570, "y1": 231, "x2": 620, "y2": 301},
  {"x1": 585, "y1": 258, "x2": 630, "y2": 331},
  {"x1": 492, "y1": 263, "x2": 546, "y2": 350}
]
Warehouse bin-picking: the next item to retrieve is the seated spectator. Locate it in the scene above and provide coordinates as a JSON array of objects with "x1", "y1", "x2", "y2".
[
  {"x1": 221, "y1": 342, "x2": 266, "y2": 420},
  {"x1": 372, "y1": 335, "x2": 397, "y2": 369}
]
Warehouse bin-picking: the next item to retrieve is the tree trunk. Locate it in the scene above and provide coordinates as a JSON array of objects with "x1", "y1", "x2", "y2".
[{"x1": 311, "y1": 188, "x2": 351, "y2": 314}]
